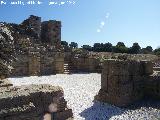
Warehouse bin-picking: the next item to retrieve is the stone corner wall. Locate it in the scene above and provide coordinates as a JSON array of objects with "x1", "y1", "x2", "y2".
[
  {"x1": 145, "y1": 74, "x2": 160, "y2": 99},
  {"x1": 96, "y1": 59, "x2": 159, "y2": 107},
  {"x1": 0, "y1": 81, "x2": 73, "y2": 120}
]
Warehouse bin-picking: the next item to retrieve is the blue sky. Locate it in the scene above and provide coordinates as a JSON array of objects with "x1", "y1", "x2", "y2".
[{"x1": 0, "y1": 0, "x2": 160, "y2": 49}]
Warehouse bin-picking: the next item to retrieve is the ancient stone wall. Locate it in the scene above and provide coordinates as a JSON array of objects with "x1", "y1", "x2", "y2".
[
  {"x1": 96, "y1": 59, "x2": 160, "y2": 107},
  {"x1": 40, "y1": 51, "x2": 56, "y2": 75},
  {"x1": 145, "y1": 74, "x2": 160, "y2": 99},
  {"x1": 21, "y1": 15, "x2": 41, "y2": 39},
  {"x1": 28, "y1": 52, "x2": 41, "y2": 76},
  {"x1": 72, "y1": 57, "x2": 101, "y2": 73},
  {"x1": 11, "y1": 54, "x2": 29, "y2": 76},
  {"x1": 54, "y1": 52, "x2": 64, "y2": 74},
  {"x1": 10, "y1": 51, "x2": 64, "y2": 76},
  {"x1": 0, "y1": 81, "x2": 73, "y2": 120},
  {"x1": 41, "y1": 20, "x2": 61, "y2": 49}
]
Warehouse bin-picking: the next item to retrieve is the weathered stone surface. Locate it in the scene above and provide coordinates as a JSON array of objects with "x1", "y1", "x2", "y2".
[
  {"x1": 20, "y1": 15, "x2": 41, "y2": 39},
  {"x1": 72, "y1": 57, "x2": 100, "y2": 73},
  {"x1": 96, "y1": 59, "x2": 160, "y2": 107},
  {"x1": 41, "y1": 20, "x2": 61, "y2": 49},
  {"x1": 0, "y1": 15, "x2": 64, "y2": 77},
  {"x1": 0, "y1": 84, "x2": 73, "y2": 120},
  {"x1": 153, "y1": 67, "x2": 160, "y2": 71},
  {"x1": 0, "y1": 79, "x2": 13, "y2": 88}
]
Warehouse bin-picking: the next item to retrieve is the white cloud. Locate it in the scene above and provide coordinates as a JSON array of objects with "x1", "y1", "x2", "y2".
[
  {"x1": 61, "y1": 2, "x2": 65, "y2": 5},
  {"x1": 96, "y1": 12, "x2": 110, "y2": 33},
  {"x1": 105, "y1": 12, "x2": 110, "y2": 18},
  {"x1": 97, "y1": 29, "x2": 101, "y2": 33},
  {"x1": 101, "y1": 21, "x2": 105, "y2": 26},
  {"x1": 100, "y1": 21, "x2": 105, "y2": 28}
]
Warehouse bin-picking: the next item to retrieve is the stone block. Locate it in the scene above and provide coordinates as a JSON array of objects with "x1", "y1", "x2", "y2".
[
  {"x1": 0, "y1": 84, "x2": 72, "y2": 119},
  {"x1": 55, "y1": 108, "x2": 73, "y2": 120}
]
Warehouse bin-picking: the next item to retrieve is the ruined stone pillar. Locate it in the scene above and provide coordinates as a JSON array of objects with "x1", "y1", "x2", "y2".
[
  {"x1": 28, "y1": 52, "x2": 40, "y2": 76},
  {"x1": 54, "y1": 52, "x2": 64, "y2": 74}
]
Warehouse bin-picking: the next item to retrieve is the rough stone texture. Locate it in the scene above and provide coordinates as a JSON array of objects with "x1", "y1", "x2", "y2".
[
  {"x1": 54, "y1": 52, "x2": 64, "y2": 74},
  {"x1": 0, "y1": 15, "x2": 65, "y2": 77},
  {"x1": 41, "y1": 20, "x2": 61, "y2": 49},
  {"x1": 11, "y1": 54, "x2": 29, "y2": 76},
  {"x1": 0, "y1": 83, "x2": 73, "y2": 120},
  {"x1": 0, "y1": 79, "x2": 13, "y2": 88},
  {"x1": 40, "y1": 51, "x2": 56, "y2": 75},
  {"x1": 145, "y1": 73, "x2": 160, "y2": 99},
  {"x1": 96, "y1": 59, "x2": 160, "y2": 107},
  {"x1": 72, "y1": 57, "x2": 101, "y2": 73},
  {"x1": 0, "y1": 23, "x2": 15, "y2": 77},
  {"x1": 10, "y1": 50, "x2": 64, "y2": 76},
  {"x1": 153, "y1": 67, "x2": 160, "y2": 71},
  {"x1": 21, "y1": 15, "x2": 41, "y2": 39},
  {"x1": 28, "y1": 52, "x2": 41, "y2": 76}
]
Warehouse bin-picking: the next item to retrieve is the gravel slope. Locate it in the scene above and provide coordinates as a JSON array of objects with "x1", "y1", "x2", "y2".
[{"x1": 9, "y1": 73, "x2": 160, "y2": 120}]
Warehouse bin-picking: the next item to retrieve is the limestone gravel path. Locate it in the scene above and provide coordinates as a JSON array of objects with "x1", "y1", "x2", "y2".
[{"x1": 9, "y1": 73, "x2": 160, "y2": 120}]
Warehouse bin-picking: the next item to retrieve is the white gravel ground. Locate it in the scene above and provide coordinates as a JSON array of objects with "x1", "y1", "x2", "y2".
[{"x1": 9, "y1": 73, "x2": 160, "y2": 120}]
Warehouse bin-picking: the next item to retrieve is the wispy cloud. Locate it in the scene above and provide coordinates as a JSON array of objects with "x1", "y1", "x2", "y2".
[
  {"x1": 105, "y1": 13, "x2": 110, "y2": 18},
  {"x1": 100, "y1": 21, "x2": 105, "y2": 28},
  {"x1": 97, "y1": 29, "x2": 101, "y2": 33},
  {"x1": 97, "y1": 12, "x2": 110, "y2": 33}
]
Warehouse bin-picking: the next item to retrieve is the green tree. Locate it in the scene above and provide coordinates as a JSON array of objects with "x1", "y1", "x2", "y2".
[
  {"x1": 154, "y1": 48, "x2": 160, "y2": 55},
  {"x1": 128, "y1": 42, "x2": 141, "y2": 54},
  {"x1": 61, "y1": 41, "x2": 68, "y2": 46},
  {"x1": 113, "y1": 42, "x2": 128, "y2": 53},
  {"x1": 141, "y1": 46, "x2": 153, "y2": 54},
  {"x1": 103, "y1": 42, "x2": 113, "y2": 52},
  {"x1": 82, "y1": 45, "x2": 92, "y2": 51},
  {"x1": 69, "y1": 42, "x2": 78, "y2": 48},
  {"x1": 93, "y1": 43, "x2": 102, "y2": 52},
  {"x1": 146, "y1": 46, "x2": 153, "y2": 52}
]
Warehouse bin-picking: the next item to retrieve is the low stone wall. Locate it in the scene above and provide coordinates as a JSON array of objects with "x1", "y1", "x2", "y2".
[
  {"x1": 11, "y1": 54, "x2": 29, "y2": 76},
  {"x1": 10, "y1": 51, "x2": 64, "y2": 77},
  {"x1": 40, "y1": 52, "x2": 56, "y2": 75},
  {"x1": 28, "y1": 52, "x2": 41, "y2": 76},
  {"x1": 145, "y1": 74, "x2": 160, "y2": 99},
  {"x1": 0, "y1": 81, "x2": 73, "y2": 120},
  {"x1": 72, "y1": 57, "x2": 101, "y2": 73},
  {"x1": 96, "y1": 59, "x2": 160, "y2": 107}
]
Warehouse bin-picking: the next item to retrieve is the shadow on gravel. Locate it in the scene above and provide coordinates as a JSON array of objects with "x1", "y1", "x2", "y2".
[
  {"x1": 125, "y1": 98, "x2": 160, "y2": 110},
  {"x1": 80, "y1": 99, "x2": 160, "y2": 120},
  {"x1": 80, "y1": 101, "x2": 125, "y2": 120}
]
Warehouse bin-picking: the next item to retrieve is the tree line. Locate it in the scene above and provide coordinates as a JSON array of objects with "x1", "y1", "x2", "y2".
[{"x1": 61, "y1": 41, "x2": 160, "y2": 55}]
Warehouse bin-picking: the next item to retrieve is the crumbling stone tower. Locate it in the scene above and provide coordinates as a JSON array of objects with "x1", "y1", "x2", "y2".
[
  {"x1": 21, "y1": 15, "x2": 41, "y2": 38},
  {"x1": 41, "y1": 20, "x2": 61, "y2": 49}
]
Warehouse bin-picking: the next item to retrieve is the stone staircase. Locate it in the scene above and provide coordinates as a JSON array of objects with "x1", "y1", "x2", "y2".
[{"x1": 64, "y1": 62, "x2": 75, "y2": 74}]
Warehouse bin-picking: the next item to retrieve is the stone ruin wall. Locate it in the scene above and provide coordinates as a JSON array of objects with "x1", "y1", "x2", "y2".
[
  {"x1": 145, "y1": 74, "x2": 160, "y2": 99},
  {"x1": 8, "y1": 15, "x2": 64, "y2": 77},
  {"x1": 0, "y1": 15, "x2": 72, "y2": 119},
  {"x1": 64, "y1": 51, "x2": 159, "y2": 74},
  {"x1": 0, "y1": 79, "x2": 73, "y2": 120},
  {"x1": 10, "y1": 51, "x2": 64, "y2": 77},
  {"x1": 20, "y1": 15, "x2": 41, "y2": 39},
  {"x1": 71, "y1": 57, "x2": 101, "y2": 73},
  {"x1": 41, "y1": 20, "x2": 61, "y2": 49},
  {"x1": 96, "y1": 59, "x2": 160, "y2": 107}
]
